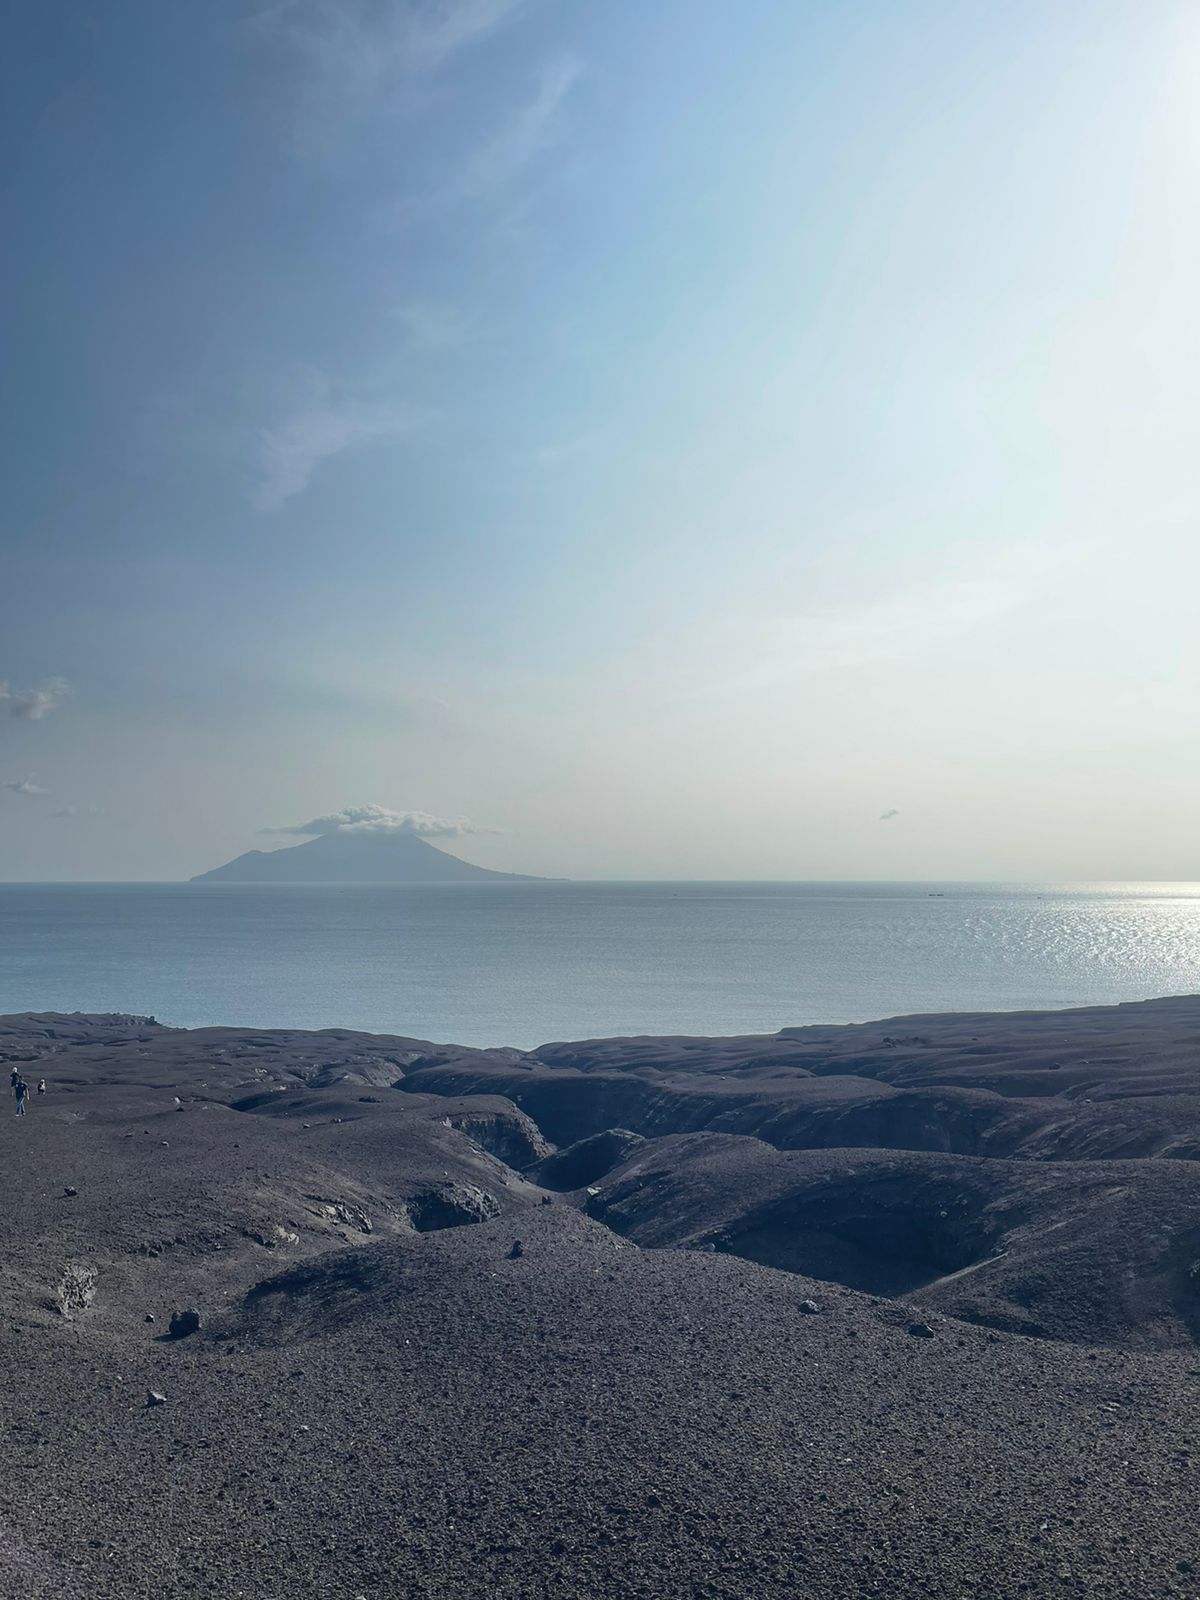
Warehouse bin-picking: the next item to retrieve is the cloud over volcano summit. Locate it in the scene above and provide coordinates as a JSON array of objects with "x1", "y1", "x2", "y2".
[{"x1": 269, "y1": 804, "x2": 479, "y2": 839}]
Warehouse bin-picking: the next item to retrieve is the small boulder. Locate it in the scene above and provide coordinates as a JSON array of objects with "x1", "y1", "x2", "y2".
[
  {"x1": 169, "y1": 1308, "x2": 202, "y2": 1339},
  {"x1": 798, "y1": 1299, "x2": 821, "y2": 1315},
  {"x1": 541, "y1": 1195, "x2": 553, "y2": 1206},
  {"x1": 144, "y1": 1313, "x2": 155, "y2": 1324},
  {"x1": 908, "y1": 1322, "x2": 936, "y2": 1339},
  {"x1": 253, "y1": 1224, "x2": 299, "y2": 1250},
  {"x1": 63, "y1": 1186, "x2": 78, "y2": 1197},
  {"x1": 509, "y1": 1240, "x2": 525, "y2": 1260},
  {"x1": 146, "y1": 1390, "x2": 167, "y2": 1407}
]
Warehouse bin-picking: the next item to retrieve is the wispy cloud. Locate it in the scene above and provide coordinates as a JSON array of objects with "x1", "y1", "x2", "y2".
[
  {"x1": 459, "y1": 54, "x2": 581, "y2": 199},
  {"x1": 1, "y1": 678, "x2": 69, "y2": 720},
  {"x1": 268, "y1": 802, "x2": 479, "y2": 837},
  {"x1": 391, "y1": 301, "x2": 482, "y2": 351},
  {"x1": 252, "y1": 0, "x2": 528, "y2": 127},
  {"x1": 522, "y1": 429, "x2": 604, "y2": 468},
  {"x1": 51, "y1": 805, "x2": 99, "y2": 819},
  {"x1": 3, "y1": 774, "x2": 48, "y2": 795},
  {"x1": 659, "y1": 574, "x2": 1027, "y2": 709},
  {"x1": 252, "y1": 376, "x2": 418, "y2": 510},
  {"x1": 279, "y1": 678, "x2": 451, "y2": 724},
  {"x1": 879, "y1": 808, "x2": 900, "y2": 822}
]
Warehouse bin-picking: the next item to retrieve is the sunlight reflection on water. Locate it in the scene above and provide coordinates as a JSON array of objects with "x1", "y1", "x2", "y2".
[{"x1": 2, "y1": 881, "x2": 1199, "y2": 1049}]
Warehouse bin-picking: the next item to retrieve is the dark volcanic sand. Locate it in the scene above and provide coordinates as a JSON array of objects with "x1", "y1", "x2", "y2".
[{"x1": 0, "y1": 1001, "x2": 1198, "y2": 1598}]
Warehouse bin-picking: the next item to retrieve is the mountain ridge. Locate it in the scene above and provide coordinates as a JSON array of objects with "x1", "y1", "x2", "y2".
[{"x1": 190, "y1": 828, "x2": 546, "y2": 883}]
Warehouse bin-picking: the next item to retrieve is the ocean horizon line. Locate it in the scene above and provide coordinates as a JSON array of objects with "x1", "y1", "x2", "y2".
[{"x1": 4, "y1": 877, "x2": 1200, "y2": 890}]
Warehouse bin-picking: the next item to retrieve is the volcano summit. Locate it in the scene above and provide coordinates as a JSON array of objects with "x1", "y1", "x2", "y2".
[{"x1": 191, "y1": 827, "x2": 544, "y2": 884}]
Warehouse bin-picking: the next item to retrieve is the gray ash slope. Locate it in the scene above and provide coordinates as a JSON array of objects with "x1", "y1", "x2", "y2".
[{"x1": 1, "y1": 1001, "x2": 1199, "y2": 1599}]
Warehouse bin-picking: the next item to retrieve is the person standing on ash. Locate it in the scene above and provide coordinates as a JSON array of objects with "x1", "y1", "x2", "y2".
[{"x1": 13, "y1": 1076, "x2": 29, "y2": 1116}]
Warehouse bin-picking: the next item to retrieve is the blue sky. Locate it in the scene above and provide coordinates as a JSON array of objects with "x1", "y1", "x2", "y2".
[{"x1": 2, "y1": 0, "x2": 1198, "y2": 879}]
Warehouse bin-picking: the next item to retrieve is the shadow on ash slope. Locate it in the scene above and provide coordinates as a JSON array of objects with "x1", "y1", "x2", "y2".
[
  {"x1": 4, "y1": 998, "x2": 1200, "y2": 1352},
  {"x1": 396, "y1": 995, "x2": 1200, "y2": 1351}
]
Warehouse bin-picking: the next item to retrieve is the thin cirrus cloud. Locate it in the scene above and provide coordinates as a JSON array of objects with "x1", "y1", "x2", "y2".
[
  {"x1": 458, "y1": 54, "x2": 582, "y2": 201},
  {"x1": 251, "y1": 384, "x2": 419, "y2": 510},
  {"x1": 391, "y1": 301, "x2": 483, "y2": 351},
  {"x1": 0, "y1": 677, "x2": 68, "y2": 720},
  {"x1": 3, "y1": 773, "x2": 48, "y2": 795},
  {"x1": 267, "y1": 803, "x2": 479, "y2": 837},
  {"x1": 879, "y1": 808, "x2": 900, "y2": 822},
  {"x1": 651, "y1": 569, "x2": 1032, "y2": 712},
  {"x1": 252, "y1": 0, "x2": 529, "y2": 123}
]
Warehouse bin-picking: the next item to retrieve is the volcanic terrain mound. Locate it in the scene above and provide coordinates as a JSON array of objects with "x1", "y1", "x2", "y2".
[{"x1": 1, "y1": 998, "x2": 1198, "y2": 1597}]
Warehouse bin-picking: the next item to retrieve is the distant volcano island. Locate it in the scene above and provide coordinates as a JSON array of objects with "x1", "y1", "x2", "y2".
[{"x1": 190, "y1": 827, "x2": 545, "y2": 884}]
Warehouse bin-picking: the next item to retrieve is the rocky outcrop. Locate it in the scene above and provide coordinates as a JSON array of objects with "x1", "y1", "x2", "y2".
[
  {"x1": 442, "y1": 1106, "x2": 551, "y2": 1168},
  {"x1": 403, "y1": 1183, "x2": 501, "y2": 1233}
]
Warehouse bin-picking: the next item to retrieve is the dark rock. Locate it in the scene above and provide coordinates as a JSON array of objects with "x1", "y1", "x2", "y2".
[
  {"x1": 509, "y1": 1240, "x2": 524, "y2": 1260},
  {"x1": 307, "y1": 1196, "x2": 372, "y2": 1234},
  {"x1": 798, "y1": 1299, "x2": 821, "y2": 1315},
  {"x1": 908, "y1": 1322, "x2": 936, "y2": 1339},
  {"x1": 146, "y1": 1390, "x2": 167, "y2": 1407},
  {"x1": 63, "y1": 1186, "x2": 78, "y2": 1197},
  {"x1": 541, "y1": 1194, "x2": 553, "y2": 1206},
  {"x1": 169, "y1": 1308, "x2": 202, "y2": 1338},
  {"x1": 144, "y1": 1313, "x2": 155, "y2": 1324},
  {"x1": 405, "y1": 1184, "x2": 497, "y2": 1233}
]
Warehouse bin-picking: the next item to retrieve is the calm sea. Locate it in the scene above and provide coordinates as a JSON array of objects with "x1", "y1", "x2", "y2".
[{"x1": 1, "y1": 881, "x2": 1198, "y2": 1050}]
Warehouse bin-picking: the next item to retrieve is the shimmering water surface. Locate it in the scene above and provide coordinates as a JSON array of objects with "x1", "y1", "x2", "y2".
[{"x1": 1, "y1": 881, "x2": 1198, "y2": 1049}]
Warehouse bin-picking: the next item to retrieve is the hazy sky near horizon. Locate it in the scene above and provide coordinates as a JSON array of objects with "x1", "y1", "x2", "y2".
[{"x1": 2, "y1": 0, "x2": 1199, "y2": 881}]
